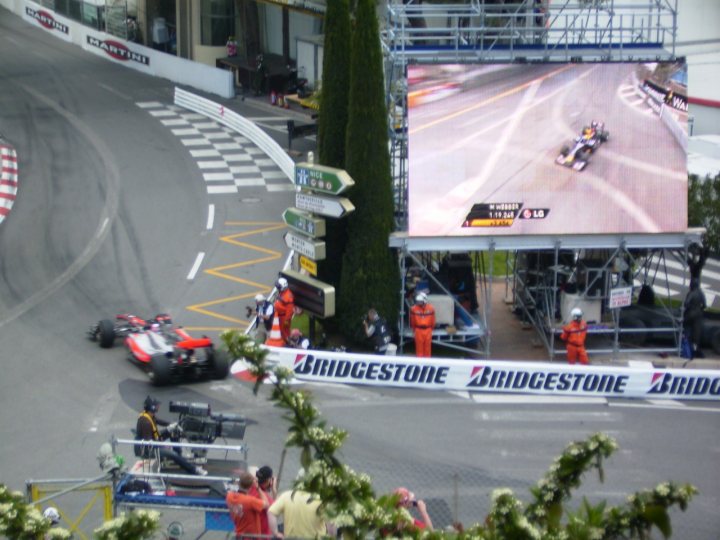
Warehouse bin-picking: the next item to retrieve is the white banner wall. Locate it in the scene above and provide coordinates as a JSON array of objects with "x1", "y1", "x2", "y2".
[
  {"x1": 9, "y1": 1, "x2": 234, "y2": 98},
  {"x1": 264, "y1": 347, "x2": 720, "y2": 401}
]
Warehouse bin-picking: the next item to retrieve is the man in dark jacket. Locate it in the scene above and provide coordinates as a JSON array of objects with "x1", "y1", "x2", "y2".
[
  {"x1": 363, "y1": 308, "x2": 392, "y2": 355},
  {"x1": 683, "y1": 278, "x2": 707, "y2": 359},
  {"x1": 135, "y1": 396, "x2": 207, "y2": 475}
]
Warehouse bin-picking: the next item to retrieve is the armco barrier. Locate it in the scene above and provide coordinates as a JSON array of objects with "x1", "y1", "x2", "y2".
[
  {"x1": 0, "y1": 139, "x2": 19, "y2": 225},
  {"x1": 264, "y1": 346, "x2": 720, "y2": 401},
  {"x1": 174, "y1": 87, "x2": 294, "y2": 180}
]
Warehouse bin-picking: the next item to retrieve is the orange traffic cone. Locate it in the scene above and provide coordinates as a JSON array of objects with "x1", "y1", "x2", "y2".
[{"x1": 265, "y1": 314, "x2": 285, "y2": 347}]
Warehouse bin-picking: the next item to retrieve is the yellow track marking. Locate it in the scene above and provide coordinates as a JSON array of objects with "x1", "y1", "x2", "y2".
[{"x1": 186, "y1": 221, "x2": 286, "y2": 326}]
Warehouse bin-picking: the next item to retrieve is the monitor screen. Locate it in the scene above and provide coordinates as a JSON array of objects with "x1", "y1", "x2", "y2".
[{"x1": 407, "y1": 61, "x2": 688, "y2": 236}]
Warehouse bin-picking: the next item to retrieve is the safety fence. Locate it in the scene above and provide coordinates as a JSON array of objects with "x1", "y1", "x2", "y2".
[
  {"x1": 0, "y1": 137, "x2": 18, "y2": 225},
  {"x1": 26, "y1": 477, "x2": 113, "y2": 540},
  {"x1": 174, "y1": 87, "x2": 295, "y2": 181}
]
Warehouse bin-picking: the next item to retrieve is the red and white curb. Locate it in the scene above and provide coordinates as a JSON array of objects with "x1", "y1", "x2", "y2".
[{"x1": 0, "y1": 144, "x2": 18, "y2": 224}]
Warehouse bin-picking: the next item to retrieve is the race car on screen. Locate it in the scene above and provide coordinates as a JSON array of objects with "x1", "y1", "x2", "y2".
[
  {"x1": 88, "y1": 314, "x2": 230, "y2": 386},
  {"x1": 555, "y1": 121, "x2": 609, "y2": 171}
]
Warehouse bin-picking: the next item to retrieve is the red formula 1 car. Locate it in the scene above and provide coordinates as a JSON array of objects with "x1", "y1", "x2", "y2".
[{"x1": 88, "y1": 313, "x2": 229, "y2": 386}]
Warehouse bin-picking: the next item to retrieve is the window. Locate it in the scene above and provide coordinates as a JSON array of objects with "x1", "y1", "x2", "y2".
[{"x1": 201, "y1": 0, "x2": 236, "y2": 46}]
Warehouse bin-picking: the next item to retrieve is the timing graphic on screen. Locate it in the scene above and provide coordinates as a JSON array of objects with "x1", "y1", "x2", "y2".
[{"x1": 407, "y1": 62, "x2": 688, "y2": 237}]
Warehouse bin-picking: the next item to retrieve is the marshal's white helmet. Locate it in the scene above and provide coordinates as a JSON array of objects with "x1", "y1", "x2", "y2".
[
  {"x1": 255, "y1": 293, "x2": 266, "y2": 303},
  {"x1": 415, "y1": 292, "x2": 427, "y2": 304},
  {"x1": 43, "y1": 507, "x2": 60, "y2": 524},
  {"x1": 571, "y1": 307, "x2": 583, "y2": 320},
  {"x1": 276, "y1": 277, "x2": 288, "y2": 290}
]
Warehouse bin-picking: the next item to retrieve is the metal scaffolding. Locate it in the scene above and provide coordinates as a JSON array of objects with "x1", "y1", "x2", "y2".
[{"x1": 382, "y1": 1, "x2": 692, "y2": 360}]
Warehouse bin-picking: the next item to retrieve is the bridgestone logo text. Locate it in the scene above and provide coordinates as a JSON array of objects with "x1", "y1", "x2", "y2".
[
  {"x1": 468, "y1": 366, "x2": 629, "y2": 394},
  {"x1": 294, "y1": 355, "x2": 449, "y2": 384},
  {"x1": 86, "y1": 36, "x2": 149, "y2": 65},
  {"x1": 648, "y1": 373, "x2": 720, "y2": 397}
]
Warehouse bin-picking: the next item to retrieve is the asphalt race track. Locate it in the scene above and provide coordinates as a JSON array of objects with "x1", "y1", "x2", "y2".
[
  {"x1": 0, "y1": 10, "x2": 718, "y2": 539},
  {"x1": 408, "y1": 64, "x2": 687, "y2": 236}
]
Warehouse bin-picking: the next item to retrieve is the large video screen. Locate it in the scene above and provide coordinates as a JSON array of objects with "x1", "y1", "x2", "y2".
[{"x1": 407, "y1": 61, "x2": 688, "y2": 237}]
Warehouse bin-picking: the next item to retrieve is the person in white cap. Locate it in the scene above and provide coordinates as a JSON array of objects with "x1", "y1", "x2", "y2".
[
  {"x1": 409, "y1": 292, "x2": 435, "y2": 357},
  {"x1": 560, "y1": 307, "x2": 589, "y2": 365},
  {"x1": 251, "y1": 293, "x2": 274, "y2": 343}
]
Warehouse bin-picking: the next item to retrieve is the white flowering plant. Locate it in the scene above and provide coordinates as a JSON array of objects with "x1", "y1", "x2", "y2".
[
  {"x1": 93, "y1": 509, "x2": 160, "y2": 540},
  {"x1": 0, "y1": 484, "x2": 71, "y2": 539},
  {"x1": 222, "y1": 330, "x2": 697, "y2": 539}
]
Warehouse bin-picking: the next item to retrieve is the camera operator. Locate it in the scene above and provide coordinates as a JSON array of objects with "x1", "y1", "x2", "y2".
[
  {"x1": 363, "y1": 308, "x2": 391, "y2": 355},
  {"x1": 135, "y1": 396, "x2": 207, "y2": 476},
  {"x1": 248, "y1": 293, "x2": 274, "y2": 343}
]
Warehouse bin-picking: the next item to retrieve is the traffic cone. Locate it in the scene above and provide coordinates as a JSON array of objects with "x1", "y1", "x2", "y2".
[{"x1": 265, "y1": 314, "x2": 285, "y2": 347}]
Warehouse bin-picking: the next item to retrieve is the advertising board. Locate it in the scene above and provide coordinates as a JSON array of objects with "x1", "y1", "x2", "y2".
[{"x1": 407, "y1": 62, "x2": 688, "y2": 237}]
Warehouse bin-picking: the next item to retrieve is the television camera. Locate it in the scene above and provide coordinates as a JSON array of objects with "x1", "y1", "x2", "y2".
[{"x1": 169, "y1": 400, "x2": 246, "y2": 445}]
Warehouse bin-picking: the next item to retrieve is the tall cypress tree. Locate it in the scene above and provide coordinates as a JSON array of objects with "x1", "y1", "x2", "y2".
[
  {"x1": 317, "y1": 0, "x2": 352, "y2": 292},
  {"x1": 337, "y1": 0, "x2": 400, "y2": 343}
]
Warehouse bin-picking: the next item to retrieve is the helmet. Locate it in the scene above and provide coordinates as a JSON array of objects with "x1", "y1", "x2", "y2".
[
  {"x1": 143, "y1": 395, "x2": 160, "y2": 413},
  {"x1": 415, "y1": 292, "x2": 427, "y2": 304},
  {"x1": 43, "y1": 507, "x2": 60, "y2": 525},
  {"x1": 276, "y1": 277, "x2": 288, "y2": 290},
  {"x1": 571, "y1": 307, "x2": 583, "y2": 320},
  {"x1": 255, "y1": 293, "x2": 266, "y2": 303},
  {"x1": 150, "y1": 323, "x2": 160, "y2": 332}
]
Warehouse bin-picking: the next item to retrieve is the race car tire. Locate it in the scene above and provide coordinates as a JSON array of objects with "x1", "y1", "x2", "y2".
[
  {"x1": 208, "y1": 348, "x2": 230, "y2": 380},
  {"x1": 98, "y1": 319, "x2": 116, "y2": 348},
  {"x1": 150, "y1": 353, "x2": 173, "y2": 386},
  {"x1": 599, "y1": 131, "x2": 609, "y2": 142}
]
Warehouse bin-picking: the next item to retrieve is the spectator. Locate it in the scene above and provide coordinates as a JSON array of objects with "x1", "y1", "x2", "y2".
[
  {"x1": 410, "y1": 292, "x2": 435, "y2": 357},
  {"x1": 268, "y1": 482, "x2": 330, "y2": 539},
  {"x1": 248, "y1": 465, "x2": 277, "y2": 536},
  {"x1": 287, "y1": 328, "x2": 311, "y2": 350},
  {"x1": 226, "y1": 472, "x2": 270, "y2": 538},
  {"x1": 274, "y1": 277, "x2": 295, "y2": 342},
  {"x1": 393, "y1": 487, "x2": 433, "y2": 532},
  {"x1": 683, "y1": 278, "x2": 707, "y2": 359},
  {"x1": 363, "y1": 308, "x2": 392, "y2": 355},
  {"x1": 135, "y1": 396, "x2": 207, "y2": 475}
]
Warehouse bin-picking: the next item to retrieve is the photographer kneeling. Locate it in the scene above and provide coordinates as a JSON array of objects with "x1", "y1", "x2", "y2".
[
  {"x1": 363, "y1": 308, "x2": 391, "y2": 355},
  {"x1": 135, "y1": 396, "x2": 207, "y2": 476}
]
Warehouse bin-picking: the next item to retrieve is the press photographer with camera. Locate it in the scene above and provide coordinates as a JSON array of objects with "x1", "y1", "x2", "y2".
[
  {"x1": 363, "y1": 308, "x2": 391, "y2": 355},
  {"x1": 135, "y1": 396, "x2": 208, "y2": 476},
  {"x1": 248, "y1": 293, "x2": 274, "y2": 343}
]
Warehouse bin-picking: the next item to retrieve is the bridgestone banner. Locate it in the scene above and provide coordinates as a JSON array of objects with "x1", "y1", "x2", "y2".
[{"x1": 264, "y1": 347, "x2": 720, "y2": 401}]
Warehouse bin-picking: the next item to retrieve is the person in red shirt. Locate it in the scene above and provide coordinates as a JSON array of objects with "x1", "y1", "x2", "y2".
[
  {"x1": 273, "y1": 277, "x2": 295, "y2": 342},
  {"x1": 225, "y1": 472, "x2": 269, "y2": 537},
  {"x1": 393, "y1": 487, "x2": 433, "y2": 532},
  {"x1": 560, "y1": 307, "x2": 589, "y2": 365},
  {"x1": 409, "y1": 293, "x2": 435, "y2": 358},
  {"x1": 247, "y1": 465, "x2": 277, "y2": 536}
]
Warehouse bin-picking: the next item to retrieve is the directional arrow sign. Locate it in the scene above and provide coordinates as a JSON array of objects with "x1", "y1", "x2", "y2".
[
  {"x1": 294, "y1": 162, "x2": 355, "y2": 195},
  {"x1": 282, "y1": 207, "x2": 326, "y2": 238},
  {"x1": 284, "y1": 231, "x2": 326, "y2": 261},
  {"x1": 296, "y1": 192, "x2": 355, "y2": 219}
]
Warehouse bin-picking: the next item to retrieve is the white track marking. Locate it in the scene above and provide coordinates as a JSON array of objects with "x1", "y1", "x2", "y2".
[
  {"x1": 206, "y1": 204, "x2": 215, "y2": 230},
  {"x1": 187, "y1": 252, "x2": 205, "y2": 280}
]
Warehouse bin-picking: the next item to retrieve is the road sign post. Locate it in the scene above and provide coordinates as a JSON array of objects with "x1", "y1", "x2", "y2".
[
  {"x1": 295, "y1": 192, "x2": 355, "y2": 219},
  {"x1": 282, "y1": 208, "x2": 326, "y2": 238},
  {"x1": 284, "y1": 232, "x2": 326, "y2": 261},
  {"x1": 294, "y1": 162, "x2": 355, "y2": 195}
]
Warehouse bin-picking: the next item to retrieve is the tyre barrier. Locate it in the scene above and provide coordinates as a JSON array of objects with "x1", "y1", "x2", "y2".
[{"x1": 0, "y1": 138, "x2": 18, "y2": 225}]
